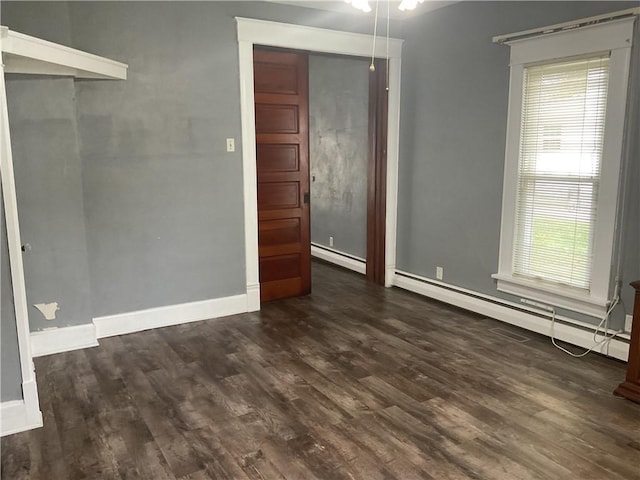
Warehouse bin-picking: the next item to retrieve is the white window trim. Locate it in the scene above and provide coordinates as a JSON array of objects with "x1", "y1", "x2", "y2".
[{"x1": 492, "y1": 16, "x2": 635, "y2": 318}]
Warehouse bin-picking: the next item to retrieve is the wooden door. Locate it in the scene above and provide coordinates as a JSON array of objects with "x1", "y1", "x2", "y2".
[
  {"x1": 366, "y1": 58, "x2": 388, "y2": 285},
  {"x1": 254, "y1": 49, "x2": 311, "y2": 302}
]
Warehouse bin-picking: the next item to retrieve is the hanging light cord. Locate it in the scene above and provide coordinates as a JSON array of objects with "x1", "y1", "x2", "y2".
[
  {"x1": 370, "y1": 0, "x2": 380, "y2": 71},
  {"x1": 386, "y1": 0, "x2": 390, "y2": 90}
]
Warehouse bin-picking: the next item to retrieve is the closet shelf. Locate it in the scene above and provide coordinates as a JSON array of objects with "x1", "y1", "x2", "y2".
[{"x1": 1, "y1": 26, "x2": 127, "y2": 79}]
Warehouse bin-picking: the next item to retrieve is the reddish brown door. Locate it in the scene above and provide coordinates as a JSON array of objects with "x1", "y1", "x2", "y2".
[
  {"x1": 254, "y1": 49, "x2": 311, "y2": 302},
  {"x1": 366, "y1": 58, "x2": 388, "y2": 285}
]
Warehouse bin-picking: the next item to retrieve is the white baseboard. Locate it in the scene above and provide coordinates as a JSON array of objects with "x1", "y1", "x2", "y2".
[
  {"x1": 30, "y1": 294, "x2": 251, "y2": 354},
  {"x1": 311, "y1": 244, "x2": 366, "y2": 275},
  {"x1": 1, "y1": 380, "x2": 43, "y2": 437},
  {"x1": 93, "y1": 294, "x2": 248, "y2": 338},
  {"x1": 393, "y1": 272, "x2": 630, "y2": 361},
  {"x1": 30, "y1": 323, "x2": 98, "y2": 357},
  {"x1": 246, "y1": 284, "x2": 261, "y2": 312}
]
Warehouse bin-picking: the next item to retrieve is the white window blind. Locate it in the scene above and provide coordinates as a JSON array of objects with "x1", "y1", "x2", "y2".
[{"x1": 513, "y1": 55, "x2": 610, "y2": 291}]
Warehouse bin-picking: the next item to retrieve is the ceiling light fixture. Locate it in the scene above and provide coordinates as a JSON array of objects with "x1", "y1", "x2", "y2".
[
  {"x1": 398, "y1": 0, "x2": 425, "y2": 11},
  {"x1": 344, "y1": 0, "x2": 372, "y2": 13},
  {"x1": 346, "y1": 0, "x2": 426, "y2": 13}
]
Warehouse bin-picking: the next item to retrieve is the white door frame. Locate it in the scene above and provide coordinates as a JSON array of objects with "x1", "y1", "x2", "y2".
[
  {"x1": 0, "y1": 58, "x2": 43, "y2": 435},
  {"x1": 236, "y1": 17, "x2": 403, "y2": 309}
]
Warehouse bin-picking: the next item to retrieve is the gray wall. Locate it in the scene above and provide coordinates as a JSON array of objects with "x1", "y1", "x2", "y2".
[
  {"x1": 1, "y1": 1, "x2": 73, "y2": 45},
  {"x1": 398, "y1": 1, "x2": 640, "y2": 329},
  {"x1": 1, "y1": 190, "x2": 23, "y2": 402},
  {"x1": 6, "y1": 78, "x2": 93, "y2": 331},
  {"x1": 2, "y1": 1, "x2": 402, "y2": 321},
  {"x1": 309, "y1": 54, "x2": 369, "y2": 259},
  {"x1": 69, "y1": 1, "x2": 247, "y2": 316},
  {"x1": 3, "y1": 1, "x2": 93, "y2": 333}
]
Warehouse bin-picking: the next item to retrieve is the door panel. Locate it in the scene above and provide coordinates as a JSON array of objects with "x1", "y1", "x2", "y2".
[
  {"x1": 254, "y1": 49, "x2": 310, "y2": 302},
  {"x1": 254, "y1": 63, "x2": 299, "y2": 94},
  {"x1": 258, "y1": 182, "x2": 300, "y2": 210},
  {"x1": 259, "y1": 219, "x2": 301, "y2": 247},
  {"x1": 257, "y1": 144, "x2": 299, "y2": 173},
  {"x1": 260, "y1": 254, "x2": 301, "y2": 282},
  {"x1": 255, "y1": 105, "x2": 299, "y2": 133}
]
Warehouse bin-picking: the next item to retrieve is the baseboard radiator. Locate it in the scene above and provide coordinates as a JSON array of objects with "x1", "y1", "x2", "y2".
[{"x1": 393, "y1": 270, "x2": 630, "y2": 361}]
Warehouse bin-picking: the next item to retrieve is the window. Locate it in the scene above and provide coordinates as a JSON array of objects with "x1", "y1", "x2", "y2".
[
  {"x1": 514, "y1": 56, "x2": 608, "y2": 290},
  {"x1": 493, "y1": 17, "x2": 635, "y2": 317}
]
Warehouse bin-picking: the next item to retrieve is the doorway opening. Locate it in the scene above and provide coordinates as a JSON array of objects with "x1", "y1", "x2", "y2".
[
  {"x1": 237, "y1": 18, "x2": 402, "y2": 309},
  {"x1": 308, "y1": 53, "x2": 371, "y2": 280},
  {"x1": 253, "y1": 47, "x2": 389, "y2": 302}
]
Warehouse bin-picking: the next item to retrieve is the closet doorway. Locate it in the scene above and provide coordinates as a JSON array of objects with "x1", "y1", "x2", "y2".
[
  {"x1": 237, "y1": 18, "x2": 403, "y2": 310},
  {"x1": 253, "y1": 46, "x2": 389, "y2": 302}
]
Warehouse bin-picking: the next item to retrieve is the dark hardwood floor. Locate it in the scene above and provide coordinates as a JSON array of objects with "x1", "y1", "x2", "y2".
[{"x1": 2, "y1": 261, "x2": 640, "y2": 479}]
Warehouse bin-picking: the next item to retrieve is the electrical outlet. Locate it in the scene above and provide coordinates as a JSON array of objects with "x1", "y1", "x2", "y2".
[
  {"x1": 436, "y1": 266, "x2": 443, "y2": 280},
  {"x1": 329, "y1": 236, "x2": 334, "y2": 247},
  {"x1": 625, "y1": 315, "x2": 633, "y2": 333},
  {"x1": 226, "y1": 138, "x2": 235, "y2": 152}
]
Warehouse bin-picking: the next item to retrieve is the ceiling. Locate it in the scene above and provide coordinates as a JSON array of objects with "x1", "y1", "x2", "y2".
[{"x1": 267, "y1": 1, "x2": 456, "y2": 19}]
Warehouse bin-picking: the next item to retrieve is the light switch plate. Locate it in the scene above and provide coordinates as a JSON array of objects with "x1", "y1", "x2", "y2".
[{"x1": 226, "y1": 138, "x2": 235, "y2": 152}]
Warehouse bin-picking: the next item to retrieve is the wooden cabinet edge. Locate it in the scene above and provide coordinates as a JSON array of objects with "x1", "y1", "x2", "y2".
[{"x1": 614, "y1": 281, "x2": 640, "y2": 404}]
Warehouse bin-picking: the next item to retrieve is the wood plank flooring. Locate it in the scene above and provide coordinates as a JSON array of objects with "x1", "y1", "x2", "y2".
[{"x1": 3, "y1": 260, "x2": 640, "y2": 479}]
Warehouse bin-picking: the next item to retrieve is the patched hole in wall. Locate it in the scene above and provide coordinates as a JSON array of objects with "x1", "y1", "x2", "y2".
[{"x1": 33, "y1": 302, "x2": 59, "y2": 320}]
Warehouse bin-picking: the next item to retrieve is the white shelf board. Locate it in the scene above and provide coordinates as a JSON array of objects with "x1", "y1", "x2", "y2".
[{"x1": 1, "y1": 26, "x2": 127, "y2": 79}]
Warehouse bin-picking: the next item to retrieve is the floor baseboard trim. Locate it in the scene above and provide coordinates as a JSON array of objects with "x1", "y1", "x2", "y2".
[
  {"x1": 393, "y1": 272, "x2": 629, "y2": 361},
  {"x1": 311, "y1": 244, "x2": 366, "y2": 275},
  {"x1": 246, "y1": 284, "x2": 261, "y2": 312},
  {"x1": 30, "y1": 323, "x2": 98, "y2": 357},
  {"x1": 93, "y1": 294, "x2": 248, "y2": 339},
  {"x1": 1, "y1": 395, "x2": 43, "y2": 437}
]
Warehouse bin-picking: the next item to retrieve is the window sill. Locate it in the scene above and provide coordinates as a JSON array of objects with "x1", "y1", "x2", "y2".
[{"x1": 491, "y1": 273, "x2": 609, "y2": 318}]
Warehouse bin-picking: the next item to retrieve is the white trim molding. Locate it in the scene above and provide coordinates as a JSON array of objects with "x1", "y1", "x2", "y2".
[
  {"x1": 93, "y1": 294, "x2": 248, "y2": 338},
  {"x1": 384, "y1": 55, "x2": 402, "y2": 288},
  {"x1": 493, "y1": 16, "x2": 635, "y2": 317},
  {"x1": 492, "y1": 274, "x2": 609, "y2": 318},
  {"x1": 30, "y1": 324, "x2": 98, "y2": 357},
  {"x1": 1, "y1": 25, "x2": 127, "y2": 79},
  {"x1": 0, "y1": 44, "x2": 42, "y2": 435},
  {"x1": 28, "y1": 293, "x2": 251, "y2": 354},
  {"x1": 505, "y1": 17, "x2": 636, "y2": 65},
  {"x1": 235, "y1": 17, "x2": 403, "y2": 300},
  {"x1": 393, "y1": 271, "x2": 629, "y2": 361},
  {"x1": 311, "y1": 243, "x2": 366, "y2": 275},
  {"x1": 236, "y1": 18, "x2": 403, "y2": 58},
  {"x1": 1, "y1": 379, "x2": 43, "y2": 437},
  {"x1": 246, "y1": 284, "x2": 261, "y2": 312},
  {"x1": 493, "y1": 8, "x2": 640, "y2": 45}
]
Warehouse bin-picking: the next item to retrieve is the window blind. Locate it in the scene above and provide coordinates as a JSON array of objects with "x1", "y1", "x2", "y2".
[{"x1": 513, "y1": 55, "x2": 610, "y2": 290}]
